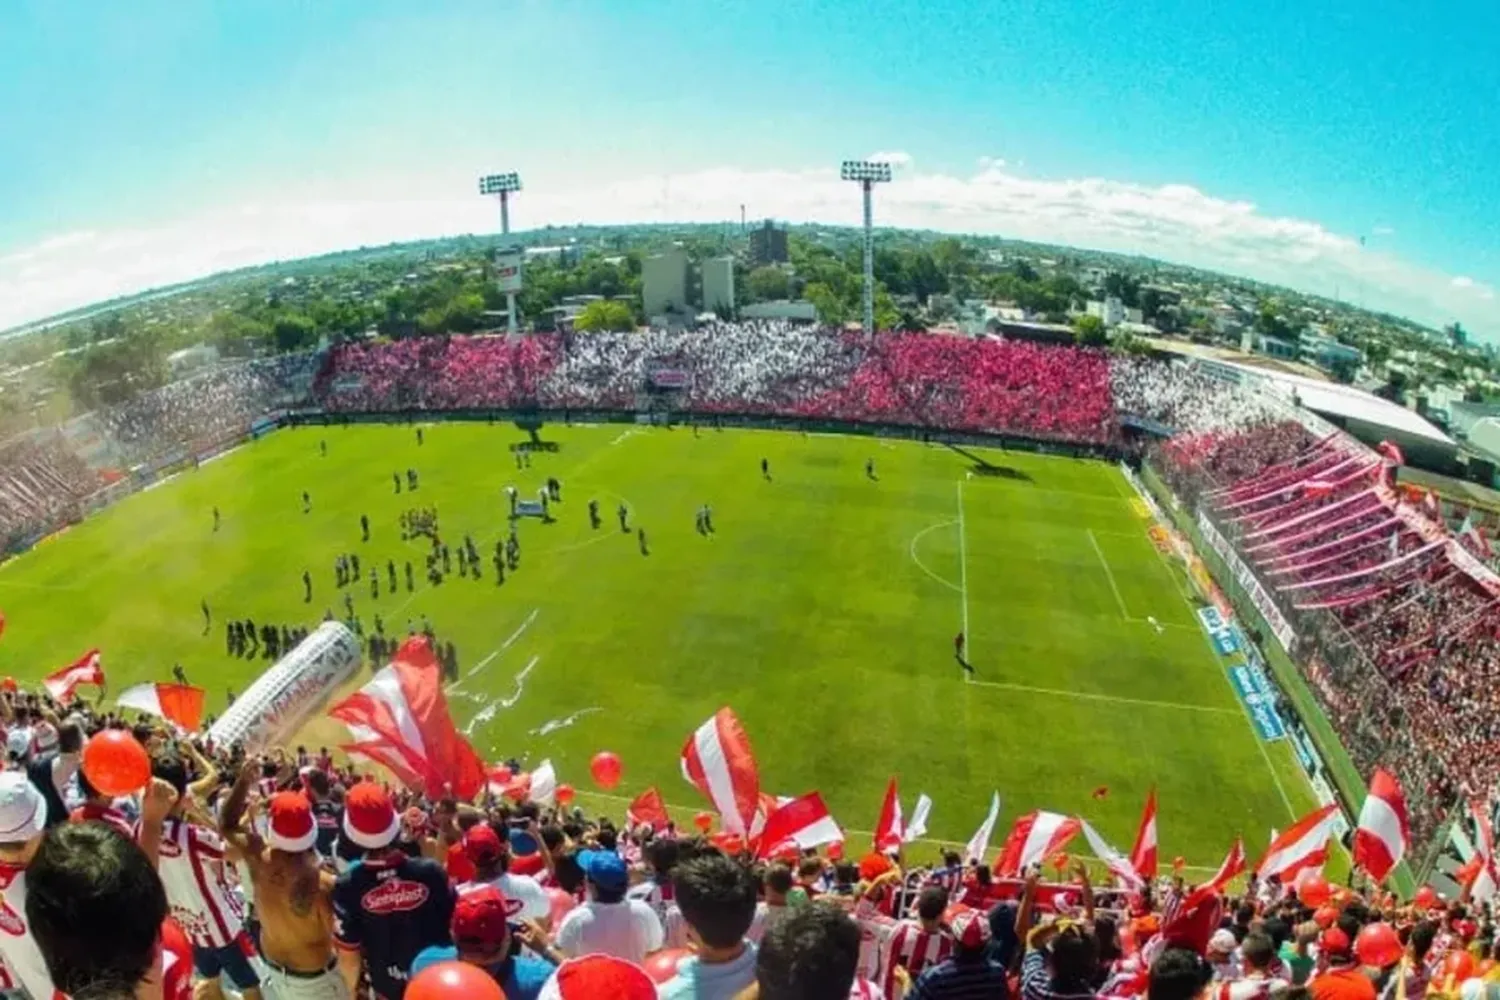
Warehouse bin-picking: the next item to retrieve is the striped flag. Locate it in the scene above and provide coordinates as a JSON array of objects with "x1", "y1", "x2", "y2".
[
  {"x1": 994, "y1": 811, "x2": 1080, "y2": 877},
  {"x1": 680, "y1": 707, "x2": 761, "y2": 836},
  {"x1": 1255, "y1": 803, "x2": 1341, "y2": 883},
  {"x1": 1130, "y1": 787, "x2": 1158, "y2": 879},
  {"x1": 874, "y1": 777, "x2": 904, "y2": 851},
  {"x1": 626, "y1": 787, "x2": 671, "y2": 832},
  {"x1": 116, "y1": 682, "x2": 206, "y2": 733},
  {"x1": 755, "y1": 792, "x2": 843, "y2": 859},
  {"x1": 43, "y1": 649, "x2": 104, "y2": 704},
  {"x1": 1352, "y1": 769, "x2": 1408, "y2": 884}
]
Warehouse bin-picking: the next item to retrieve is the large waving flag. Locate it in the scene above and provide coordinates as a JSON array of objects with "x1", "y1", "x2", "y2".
[
  {"x1": 1468, "y1": 799, "x2": 1498, "y2": 903},
  {"x1": 873, "y1": 777, "x2": 904, "y2": 851},
  {"x1": 1352, "y1": 769, "x2": 1409, "y2": 884},
  {"x1": 1081, "y1": 820, "x2": 1143, "y2": 888},
  {"x1": 626, "y1": 787, "x2": 671, "y2": 832},
  {"x1": 329, "y1": 636, "x2": 487, "y2": 800},
  {"x1": 1181, "y1": 838, "x2": 1246, "y2": 910},
  {"x1": 529, "y1": 760, "x2": 558, "y2": 806},
  {"x1": 117, "y1": 682, "x2": 206, "y2": 733},
  {"x1": 43, "y1": 649, "x2": 104, "y2": 704},
  {"x1": 995, "y1": 811, "x2": 1080, "y2": 876},
  {"x1": 965, "y1": 792, "x2": 1001, "y2": 864},
  {"x1": 680, "y1": 707, "x2": 761, "y2": 836},
  {"x1": 1130, "y1": 787, "x2": 1159, "y2": 880},
  {"x1": 755, "y1": 792, "x2": 843, "y2": 859},
  {"x1": 1255, "y1": 803, "x2": 1341, "y2": 884}
]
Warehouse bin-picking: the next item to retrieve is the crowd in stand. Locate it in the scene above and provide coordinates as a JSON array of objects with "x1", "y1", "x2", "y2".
[{"x1": 1, "y1": 682, "x2": 1496, "y2": 1000}]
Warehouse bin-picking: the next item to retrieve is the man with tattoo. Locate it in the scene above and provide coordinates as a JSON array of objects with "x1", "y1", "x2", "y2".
[{"x1": 220, "y1": 760, "x2": 349, "y2": 1000}]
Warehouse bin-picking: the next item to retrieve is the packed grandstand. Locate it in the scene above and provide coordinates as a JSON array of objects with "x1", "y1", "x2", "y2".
[{"x1": 3, "y1": 324, "x2": 1500, "y2": 1000}]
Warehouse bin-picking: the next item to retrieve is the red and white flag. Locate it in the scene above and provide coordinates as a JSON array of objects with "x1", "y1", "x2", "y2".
[
  {"x1": 117, "y1": 682, "x2": 205, "y2": 733},
  {"x1": 1181, "y1": 838, "x2": 1246, "y2": 909},
  {"x1": 994, "y1": 811, "x2": 1080, "y2": 876},
  {"x1": 1255, "y1": 803, "x2": 1341, "y2": 883},
  {"x1": 755, "y1": 792, "x2": 843, "y2": 859},
  {"x1": 1130, "y1": 787, "x2": 1158, "y2": 880},
  {"x1": 1352, "y1": 768, "x2": 1409, "y2": 884},
  {"x1": 43, "y1": 649, "x2": 104, "y2": 704},
  {"x1": 1080, "y1": 819, "x2": 1143, "y2": 888},
  {"x1": 874, "y1": 777, "x2": 904, "y2": 851},
  {"x1": 680, "y1": 707, "x2": 761, "y2": 836},
  {"x1": 328, "y1": 636, "x2": 487, "y2": 800},
  {"x1": 626, "y1": 787, "x2": 671, "y2": 832},
  {"x1": 1468, "y1": 800, "x2": 1499, "y2": 903},
  {"x1": 529, "y1": 759, "x2": 558, "y2": 806},
  {"x1": 903, "y1": 794, "x2": 933, "y2": 844}
]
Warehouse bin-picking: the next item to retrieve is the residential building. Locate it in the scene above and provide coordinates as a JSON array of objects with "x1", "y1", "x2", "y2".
[
  {"x1": 701, "y1": 257, "x2": 735, "y2": 314},
  {"x1": 642, "y1": 249, "x2": 689, "y2": 318},
  {"x1": 747, "y1": 220, "x2": 788, "y2": 265}
]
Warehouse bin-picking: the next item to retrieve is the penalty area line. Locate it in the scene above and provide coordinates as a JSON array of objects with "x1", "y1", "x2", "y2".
[{"x1": 963, "y1": 676, "x2": 1240, "y2": 715}]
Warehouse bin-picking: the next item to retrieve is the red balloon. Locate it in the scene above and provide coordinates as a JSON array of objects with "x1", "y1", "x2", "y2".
[
  {"x1": 643, "y1": 949, "x2": 692, "y2": 985},
  {"x1": 1355, "y1": 923, "x2": 1403, "y2": 968},
  {"x1": 82, "y1": 730, "x2": 150, "y2": 797},
  {"x1": 827, "y1": 841, "x2": 844, "y2": 860},
  {"x1": 1414, "y1": 886, "x2": 1439, "y2": 910},
  {"x1": 693, "y1": 811, "x2": 714, "y2": 833},
  {"x1": 1314, "y1": 905, "x2": 1339, "y2": 929},
  {"x1": 555, "y1": 783, "x2": 576, "y2": 807},
  {"x1": 0, "y1": 678, "x2": 15, "y2": 694},
  {"x1": 1172, "y1": 856, "x2": 1186, "y2": 872},
  {"x1": 1441, "y1": 950, "x2": 1476, "y2": 985},
  {"x1": 1298, "y1": 874, "x2": 1332, "y2": 908},
  {"x1": 406, "y1": 961, "x2": 503, "y2": 1000},
  {"x1": 546, "y1": 887, "x2": 576, "y2": 927},
  {"x1": 590, "y1": 751, "x2": 623, "y2": 790}
]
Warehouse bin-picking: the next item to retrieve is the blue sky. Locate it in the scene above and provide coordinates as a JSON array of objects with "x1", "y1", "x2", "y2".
[{"x1": 2, "y1": 0, "x2": 1497, "y2": 335}]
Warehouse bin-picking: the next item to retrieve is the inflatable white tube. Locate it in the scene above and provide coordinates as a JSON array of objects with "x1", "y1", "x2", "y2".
[{"x1": 207, "y1": 621, "x2": 361, "y2": 751}]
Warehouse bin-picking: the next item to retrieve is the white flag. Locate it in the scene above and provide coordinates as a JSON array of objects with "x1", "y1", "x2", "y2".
[
  {"x1": 530, "y1": 759, "x2": 558, "y2": 806},
  {"x1": 1080, "y1": 819, "x2": 1143, "y2": 888},
  {"x1": 903, "y1": 794, "x2": 933, "y2": 843},
  {"x1": 965, "y1": 792, "x2": 1001, "y2": 864}
]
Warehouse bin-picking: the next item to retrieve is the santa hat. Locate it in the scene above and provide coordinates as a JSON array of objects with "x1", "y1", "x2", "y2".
[
  {"x1": 343, "y1": 783, "x2": 400, "y2": 850},
  {"x1": 267, "y1": 792, "x2": 317, "y2": 853},
  {"x1": 950, "y1": 909, "x2": 992, "y2": 951},
  {"x1": 538, "y1": 955, "x2": 655, "y2": 1000}
]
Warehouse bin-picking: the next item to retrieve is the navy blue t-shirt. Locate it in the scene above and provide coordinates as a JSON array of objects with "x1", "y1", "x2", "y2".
[{"x1": 333, "y1": 850, "x2": 455, "y2": 1000}]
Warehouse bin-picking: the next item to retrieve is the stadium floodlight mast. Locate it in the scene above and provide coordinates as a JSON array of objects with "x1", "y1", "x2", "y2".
[
  {"x1": 841, "y1": 159, "x2": 893, "y2": 335},
  {"x1": 478, "y1": 172, "x2": 523, "y2": 333}
]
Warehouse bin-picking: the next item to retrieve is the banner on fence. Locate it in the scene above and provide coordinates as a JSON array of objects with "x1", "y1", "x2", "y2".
[
  {"x1": 1227, "y1": 662, "x2": 1288, "y2": 742},
  {"x1": 1195, "y1": 606, "x2": 1240, "y2": 657},
  {"x1": 1197, "y1": 511, "x2": 1298, "y2": 651}
]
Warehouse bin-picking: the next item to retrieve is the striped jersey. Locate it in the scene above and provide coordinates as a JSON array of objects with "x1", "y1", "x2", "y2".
[
  {"x1": 157, "y1": 818, "x2": 248, "y2": 949},
  {"x1": 0, "y1": 862, "x2": 54, "y2": 1000},
  {"x1": 882, "y1": 921, "x2": 954, "y2": 998}
]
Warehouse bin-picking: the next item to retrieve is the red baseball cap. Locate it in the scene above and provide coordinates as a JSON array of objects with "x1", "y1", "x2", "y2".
[
  {"x1": 452, "y1": 885, "x2": 522, "y2": 954},
  {"x1": 463, "y1": 823, "x2": 505, "y2": 866}
]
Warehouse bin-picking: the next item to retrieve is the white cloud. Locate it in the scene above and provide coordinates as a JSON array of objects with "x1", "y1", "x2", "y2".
[
  {"x1": 1, "y1": 159, "x2": 1496, "y2": 339},
  {"x1": 865, "y1": 150, "x2": 913, "y2": 170},
  {"x1": 1372, "y1": 225, "x2": 1396, "y2": 237}
]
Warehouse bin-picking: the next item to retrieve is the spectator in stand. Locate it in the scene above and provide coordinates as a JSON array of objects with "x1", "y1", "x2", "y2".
[
  {"x1": 880, "y1": 886, "x2": 955, "y2": 997},
  {"x1": 1217, "y1": 933, "x2": 1290, "y2": 1000},
  {"x1": 554, "y1": 849, "x2": 663, "y2": 964},
  {"x1": 332, "y1": 783, "x2": 455, "y2": 1000},
  {"x1": 0, "y1": 772, "x2": 61, "y2": 1000},
  {"x1": 460, "y1": 822, "x2": 551, "y2": 922},
  {"x1": 26, "y1": 720, "x2": 81, "y2": 828},
  {"x1": 1308, "y1": 928, "x2": 1374, "y2": 1000},
  {"x1": 408, "y1": 884, "x2": 559, "y2": 1000},
  {"x1": 1149, "y1": 948, "x2": 1213, "y2": 1000},
  {"x1": 24, "y1": 821, "x2": 194, "y2": 1000},
  {"x1": 144, "y1": 749, "x2": 262, "y2": 1000},
  {"x1": 626, "y1": 835, "x2": 679, "y2": 924},
  {"x1": 755, "y1": 900, "x2": 876, "y2": 1000},
  {"x1": 657, "y1": 854, "x2": 759, "y2": 1000},
  {"x1": 906, "y1": 907, "x2": 1008, "y2": 1000}
]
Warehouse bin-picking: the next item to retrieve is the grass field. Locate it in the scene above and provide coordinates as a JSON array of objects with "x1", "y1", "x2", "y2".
[{"x1": 0, "y1": 421, "x2": 1333, "y2": 873}]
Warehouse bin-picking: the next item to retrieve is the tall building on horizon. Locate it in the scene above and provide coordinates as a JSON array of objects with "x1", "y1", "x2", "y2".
[
  {"x1": 748, "y1": 220, "x2": 788, "y2": 265},
  {"x1": 642, "y1": 249, "x2": 689, "y2": 318},
  {"x1": 702, "y1": 256, "x2": 735, "y2": 314}
]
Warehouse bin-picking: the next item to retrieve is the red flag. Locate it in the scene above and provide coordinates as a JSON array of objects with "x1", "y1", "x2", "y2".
[
  {"x1": 1352, "y1": 769, "x2": 1409, "y2": 884},
  {"x1": 116, "y1": 682, "x2": 206, "y2": 732},
  {"x1": 1181, "y1": 838, "x2": 1246, "y2": 910},
  {"x1": 1255, "y1": 804, "x2": 1340, "y2": 884},
  {"x1": 627, "y1": 787, "x2": 671, "y2": 832},
  {"x1": 1129, "y1": 787, "x2": 1159, "y2": 880},
  {"x1": 755, "y1": 792, "x2": 843, "y2": 860},
  {"x1": 1468, "y1": 799, "x2": 1499, "y2": 902},
  {"x1": 680, "y1": 707, "x2": 761, "y2": 836},
  {"x1": 873, "y1": 777, "x2": 904, "y2": 851},
  {"x1": 43, "y1": 649, "x2": 104, "y2": 704},
  {"x1": 994, "y1": 811, "x2": 1080, "y2": 877},
  {"x1": 328, "y1": 637, "x2": 486, "y2": 800}
]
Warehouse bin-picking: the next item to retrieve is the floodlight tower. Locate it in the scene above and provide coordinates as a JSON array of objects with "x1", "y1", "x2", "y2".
[
  {"x1": 841, "y1": 160, "x2": 893, "y2": 335},
  {"x1": 478, "y1": 171, "x2": 523, "y2": 333}
]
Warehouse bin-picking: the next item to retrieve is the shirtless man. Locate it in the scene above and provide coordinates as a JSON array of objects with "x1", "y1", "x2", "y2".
[{"x1": 220, "y1": 760, "x2": 348, "y2": 1000}]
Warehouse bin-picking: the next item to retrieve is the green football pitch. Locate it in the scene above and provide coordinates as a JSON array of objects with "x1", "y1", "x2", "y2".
[{"x1": 0, "y1": 421, "x2": 1332, "y2": 874}]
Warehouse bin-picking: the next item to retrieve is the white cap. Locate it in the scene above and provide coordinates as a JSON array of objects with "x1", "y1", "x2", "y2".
[{"x1": 0, "y1": 772, "x2": 46, "y2": 843}]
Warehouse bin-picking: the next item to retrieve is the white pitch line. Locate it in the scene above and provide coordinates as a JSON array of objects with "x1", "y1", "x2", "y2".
[
  {"x1": 909, "y1": 519, "x2": 962, "y2": 593},
  {"x1": 956, "y1": 481, "x2": 971, "y2": 672},
  {"x1": 963, "y1": 676, "x2": 1240, "y2": 714},
  {"x1": 1087, "y1": 528, "x2": 1132, "y2": 622}
]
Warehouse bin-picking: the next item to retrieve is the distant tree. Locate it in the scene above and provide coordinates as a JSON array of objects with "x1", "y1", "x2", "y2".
[
  {"x1": 896, "y1": 307, "x2": 926, "y2": 332},
  {"x1": 902, "y1": 252, "x2": 947, "y2": 304},
  {"x1": 1466, "y1": 383, "x2": 1486, "y2": 403},
  {"x1": 575, "y1": 300, "x2": 634, "y2": 332},
  {"x1": 1327, "y1": 355, "x2": 1358, "y2": 384},
  {"x1": 1073, "y1": 314, "x2": 1108, "y2": 347},
  {"x1": 804, "y1": 282, "x2": 849, "y2": 325},
  {"x1": 1012, "y1": 260, "x2": 1039, "y2": 283},
  {"x1": 272, "y1": 313, "x2": 316, "y2": 351},
  {"x1": 1103, "y1": 272, "x2": 1141, "y2": 308},
  {"x1": 745, "y1": 266, "x2": 790, "y2": 302}
]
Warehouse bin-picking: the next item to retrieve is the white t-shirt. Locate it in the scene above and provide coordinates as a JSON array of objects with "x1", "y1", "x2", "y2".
[
  {"x1": 0, "y1": 861, "x2": 55, "y2": 1000},
  {"x1": 6, "y1": 728, "x2": 32, "y2": 761},
  {"x1": 555, "y1": 898, "x2": 664, "y2": 965},
  {"x1": 462, "y1": 872, "x2": 550, "y2": 922}
]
